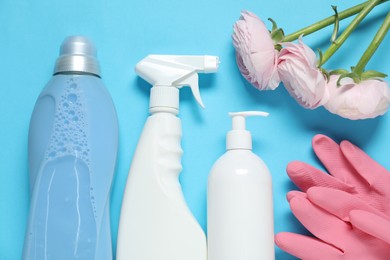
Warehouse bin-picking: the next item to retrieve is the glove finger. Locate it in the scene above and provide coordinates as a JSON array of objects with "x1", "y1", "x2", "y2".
[
  {"x1": 350, "y1": 210, "x2": 390, "y2": 245},
  {"x1": 275, "y1": 232, "x2": 342, "y2": 260},
  {"x1": 341, "y1": 140, "x2": 390, "y2": 192},
  {"x1": 290, "y1": 196, "x2": 350, "y2": 248},
  {"x1": 307, "y1": 187, "x2": 388, "y2": 221},
  {"x1": 286, "y1": 190, "x2": 306, "y2": 202},
  {"x1": 287, "y1": 161, "x2": 355, "y2": 193},
  {"x1": 312, "y1": 134, "x2": 366, "y2": 188}
]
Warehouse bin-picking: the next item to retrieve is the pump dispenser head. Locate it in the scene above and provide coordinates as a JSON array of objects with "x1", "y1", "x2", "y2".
[
  {"x1": 54, "y1": 36, "x2": 100, "y2": 77},
  {"x1": 226, "y1": 111, "x2": 269, "y2": 150},
  {"x1": 135, "y1": 55, "x2": 219, "y2": 114}
]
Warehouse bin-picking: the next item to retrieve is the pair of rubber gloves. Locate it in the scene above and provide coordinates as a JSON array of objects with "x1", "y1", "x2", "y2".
[{"x1": 275, "y1": 134, "x2": 390, "y2": 259}]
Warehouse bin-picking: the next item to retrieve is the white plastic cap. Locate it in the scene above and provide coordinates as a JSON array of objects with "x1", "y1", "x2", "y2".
[
  {"x1": 226, "y1": 111, "x2": 269, "y2": 150},
  {"x1": 149, "y1": 87, "x2": 180, "y2": 114}
]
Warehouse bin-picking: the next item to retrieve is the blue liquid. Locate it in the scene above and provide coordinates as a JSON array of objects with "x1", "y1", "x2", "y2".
[
  {"x1": 24, "y1": 75, "x2": 118, "y2": 260},
  {"x1": 26, "y1": 156, "x2": 96, "y2": 260}
]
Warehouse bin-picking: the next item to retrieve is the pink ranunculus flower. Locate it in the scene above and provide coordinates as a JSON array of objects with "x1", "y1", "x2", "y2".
[
  {"x1": 232, "y1": 11, "x2": 280, "y2": 90},
  {"x1": 278, "y1": 38, "x2": 329, "y2": 109},
  {"x1": 324, "y1": 75, "x2": 390, "y2": 120}
]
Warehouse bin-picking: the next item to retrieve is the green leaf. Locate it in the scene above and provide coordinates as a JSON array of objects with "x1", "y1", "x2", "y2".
[
  {"x1": 268, "y1": 18, "x2": 278, "y2": 32},
  {"x1": 361, "y1": 70, "x2": 388, "y2": 80},
  {"x1": 336, "y1": 72, "x2": 360, "y2": 86},
  {"x1": 268, "y1": 18, "x2": 285, "y2": 44},
  {"x1": 271, "y1": 28, "x2": 285, "y2": 44},
  {"x1": 317, "y1": 48, "x2": 324, "y2": 68},
  {"x1": 330, "y1": 69, "x2": 350, "y2": 75},
  {"x1": 331, "y1": 5, "x2": 340, "y2": 43},
  {"x1": 320, "y1": 67, "x2": 330, "y2": 82}
]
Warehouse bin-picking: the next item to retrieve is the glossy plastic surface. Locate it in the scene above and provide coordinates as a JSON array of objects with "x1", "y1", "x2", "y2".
[
  {"x1": 24, "y1": 74, "x2": 118, "y2": 260},
  {"x1": 208, "y1": 150, "x2": 274, "y2": 260}
]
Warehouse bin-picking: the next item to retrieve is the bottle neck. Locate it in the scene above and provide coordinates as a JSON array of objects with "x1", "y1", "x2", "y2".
[
  {"x1": 149, "y1": 107, "x2": 179, "y2": 115},
  {"x1": 226, "y1": 130, "x2": 252, "y2": 150},
  {"x1": 149, "y1": 86, "x2": 179, "y2": 115},
  {"x1": 53, "y1": 71, "x2": 100, "y2": 78},
  {"x1": 54, "y1": 54, "x2": 100, "y2": 77}
]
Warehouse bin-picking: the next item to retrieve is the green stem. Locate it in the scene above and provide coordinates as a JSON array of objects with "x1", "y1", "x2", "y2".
[
  {"x1": 283, "y1": 0, "x2": 388, "y2": 42},
  {"x1": 354, "y1": 11, "x2": 390, "y2": 74},
  {"x1": 320, "y1": 0, "x2": 384, "y2": 66}
]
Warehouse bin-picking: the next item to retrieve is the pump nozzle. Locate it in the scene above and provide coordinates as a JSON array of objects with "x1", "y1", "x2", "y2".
[
  {"x1": 135, "y1": 55, "x2": 219, "y2": 113},
  {"x1": 227, "y1": 111, "x2": 269, "y2": 150}
]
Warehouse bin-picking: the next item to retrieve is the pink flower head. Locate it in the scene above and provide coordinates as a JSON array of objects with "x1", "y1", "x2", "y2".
[
  {"x1": 324, "y1": 75, "x2": 390, "y2": 120},
  {"x1": 278, "y1": 38, "x2": 328, "y2": 109},
  {"x1": 232, "y1": 11, "x2": 280, "y2": 90}
]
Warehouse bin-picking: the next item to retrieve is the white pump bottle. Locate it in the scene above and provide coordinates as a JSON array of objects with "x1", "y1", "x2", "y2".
[
  {"x1": 207, "y1": 111, "x2": 275, "y2": 260},
  {"x1": 117, "y1": 55, "x2": 219, "y2": 260}
]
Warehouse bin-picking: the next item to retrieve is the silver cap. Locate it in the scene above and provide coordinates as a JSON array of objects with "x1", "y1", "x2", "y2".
[{"x1": 54, "y1": 36, "x2": 101, "y2": 77}]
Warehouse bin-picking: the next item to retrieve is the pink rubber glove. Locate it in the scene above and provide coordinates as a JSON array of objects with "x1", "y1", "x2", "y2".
[
  {"x1": 350, "y1": 210, "x2": 390, "y2": 245},
  {"x1": 304, "y1": 187, "x2": 390, "y2": 245},
  {"x1": 275, "y1": 191, "x2": 390, "y2": 259},
  {"x1": 287, "y1": 134, "x2": 390, "y2": 215}
]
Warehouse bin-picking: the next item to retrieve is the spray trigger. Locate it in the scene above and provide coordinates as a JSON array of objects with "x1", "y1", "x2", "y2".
[
  {"x1": 175, "y1": 73, "x2": 204, "y2": 108},
  {"x1": 135, "y1": 55, "x2": 219, "y2": 112}
]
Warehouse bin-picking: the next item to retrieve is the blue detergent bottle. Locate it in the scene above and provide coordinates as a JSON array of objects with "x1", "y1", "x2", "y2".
[{"x1": 23, "y1": 36, "x2": 118, "y2": 260}]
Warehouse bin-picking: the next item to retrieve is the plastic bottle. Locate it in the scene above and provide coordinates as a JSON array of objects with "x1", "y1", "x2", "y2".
[
  {"x1": 117, "y1": 55, "x2": 219, "y2": 260},
  {"x1": 24, "y1": 36, "x2": 118, "y2": 260},
  {"x1": 207, "y1": 111, "x2": 274, "y2": 260}
]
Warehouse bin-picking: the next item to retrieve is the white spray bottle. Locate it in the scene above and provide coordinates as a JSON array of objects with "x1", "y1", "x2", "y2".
[
  {"x1": 207, "y1": 111, "x2": 275, "y2": 260},
  {"x1": 117, "y1": 55, "x2": 219, "y2": 260}
]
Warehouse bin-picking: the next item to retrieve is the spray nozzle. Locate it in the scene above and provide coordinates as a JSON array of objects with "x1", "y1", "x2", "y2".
[
  {"x1": 135, "y1": 55, "x2": 219, "y2": 113},
  {"x1": 227, "y1": 111, "x2": 269, "y2": 150}
]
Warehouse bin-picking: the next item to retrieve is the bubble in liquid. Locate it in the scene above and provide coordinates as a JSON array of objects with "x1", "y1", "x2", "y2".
[
  {"x1": 46, "y1": 82, "x2": 91, "y2": 164},
  {"x1": 48, "y1": 151, "x2": 56, "y2": 158},
  {"x1": 67, "y1": 94, "x2": 77, "y2": 103}
]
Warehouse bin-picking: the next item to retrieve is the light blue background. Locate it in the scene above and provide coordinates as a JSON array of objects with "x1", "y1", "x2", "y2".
[{"x1": 0, "y1": 0, "x2": 389, "y2": 259}]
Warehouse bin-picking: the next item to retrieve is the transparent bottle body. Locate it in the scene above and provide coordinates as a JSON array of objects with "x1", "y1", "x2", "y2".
[{"x1": 24, "y1": 74, "x2": 118, "y2": 260}]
